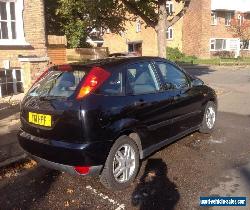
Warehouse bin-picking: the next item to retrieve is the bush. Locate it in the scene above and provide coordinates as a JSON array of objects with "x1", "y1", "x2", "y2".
[
  {"x1": 211, "y1": 51, "x2": 235, "y2": 58},
  {"x1": 166, "y1": 47, "x2": 185, "y2": 61}
]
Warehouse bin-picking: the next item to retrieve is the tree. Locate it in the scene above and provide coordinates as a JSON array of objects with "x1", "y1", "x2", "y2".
[
  {"x1": 120, "y1": 0, "x2": 191, "y2": 57},
  {"x1": 50, "y1": 0, "x2": 190, "y2": 56},
  {"x1": 228, "y1": 13, "x2": 250, "y2": 51},
  {"x1": 45, "y1": 0, "x2": 64, "y2": 36},
  {"x1": 45, "y1": 0, "x2": 94, "y2": 47}
]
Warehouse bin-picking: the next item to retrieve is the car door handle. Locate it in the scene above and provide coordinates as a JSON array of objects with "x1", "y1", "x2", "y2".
[
  {"x1": 174, "y1": 94, "x2": 181, "y2": 100},
  {"x1": 134, "y1": 100, "x2": 146, "y2": 106}
]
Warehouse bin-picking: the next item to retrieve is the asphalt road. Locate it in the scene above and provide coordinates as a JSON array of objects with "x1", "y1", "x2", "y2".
[{"x1": 0, "y1": 66, "x2": 249, "y2": 210}]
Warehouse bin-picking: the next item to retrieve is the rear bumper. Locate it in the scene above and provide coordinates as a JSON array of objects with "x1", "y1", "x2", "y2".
[
  {"x1": 18, "y1": 130, "x2": 112, "y2": 170},
  {"x1": 30, "y1": 154, "x2": 102, "y2": 176}
]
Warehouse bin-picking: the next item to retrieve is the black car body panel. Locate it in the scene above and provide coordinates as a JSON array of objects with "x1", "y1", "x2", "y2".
[
  {"x1": 20, "y1": 97, "x2": 83, "y2": 143},
  {"x1": 18, "y1": 57, "x2": 217, "y2": 174},
  {"x1": 19, "y1": 130, "x2": 112, "y2": 166}
]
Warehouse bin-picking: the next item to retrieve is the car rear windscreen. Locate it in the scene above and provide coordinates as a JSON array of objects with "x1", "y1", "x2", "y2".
[{"x1": 28, "y1": 70, "x2": 87, "y2": 98}]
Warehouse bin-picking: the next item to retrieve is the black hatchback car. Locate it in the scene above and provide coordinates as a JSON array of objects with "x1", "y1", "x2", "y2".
[{"x1": 18, "y1": 57, "x2": 217, "y2": 190}]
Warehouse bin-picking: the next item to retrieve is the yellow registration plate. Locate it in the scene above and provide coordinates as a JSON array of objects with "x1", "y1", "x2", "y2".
[{"x1": 28, "y1": 112, "x2": 52, "y2": 127}]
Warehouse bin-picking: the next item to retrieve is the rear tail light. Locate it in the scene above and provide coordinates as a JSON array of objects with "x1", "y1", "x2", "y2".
[
  {"x1": 76, "y1": 66, "x2": 111, "y2": 100},
  {"x1": 74, "y1": 166, "x2": 90, "y2": 175}
]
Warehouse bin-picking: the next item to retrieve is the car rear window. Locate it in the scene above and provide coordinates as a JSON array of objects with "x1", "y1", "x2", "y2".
[{"x1": 28, "y1": 70, "x2": 87, "y2": 98}]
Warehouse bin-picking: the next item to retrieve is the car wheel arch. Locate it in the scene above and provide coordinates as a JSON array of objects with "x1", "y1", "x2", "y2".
[{"x1": 113, "y1": 131, "x2": 143, "y2": 159}]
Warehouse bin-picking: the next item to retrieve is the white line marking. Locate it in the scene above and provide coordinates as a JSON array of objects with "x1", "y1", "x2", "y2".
[
  {"x1": 0, "y1": 106, "x2": 10, "y2": 111},
  {"x1": 209, "y1": 137, "x2": 226, "y2": 144},
  {"x1": 86, "y1": 185, "x2": 126, "y2": 209}
]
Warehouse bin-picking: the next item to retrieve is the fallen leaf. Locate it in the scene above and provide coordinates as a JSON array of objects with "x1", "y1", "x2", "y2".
[
  {"x1": 67, "y1": 189, "x2": 74, "y2": 194},
  {"x1": 65, "y1": 201, "x2": 70, "y2": 207},
  {"x1": 23, "y1": 160, "x2": 37, "y2": 169}
]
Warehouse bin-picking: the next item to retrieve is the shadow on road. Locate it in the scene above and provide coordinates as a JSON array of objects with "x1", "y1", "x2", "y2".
[
  {"x1": 239, "y1": 166, "x2": 250, "y2": 190},
  {"x1": 184, "y1": 66, "x2": 215, "y2": 77},
  {"x1": 131, "y1": 158, "x2": 180, "y2": 210},
  {"x1": 0, "y1": 124, "x2": 24, "y2": 166},
  {"x1": 0, "y1": 104, "x2": 20, "y2": 120},
  {"x1": 0, "y1": 103, "x2": 22, "y2": 166},
  {"x1": 0, "y1": 166, "x2": 60, "y2": 209}
]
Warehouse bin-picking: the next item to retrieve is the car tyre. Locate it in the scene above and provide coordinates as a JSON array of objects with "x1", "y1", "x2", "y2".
[
  {"x1": 100, "y1": 136, "x2": 140, "y2": 191},
  {"x1": 199, "y1": 101, "x2": 217, "y2": 134}
]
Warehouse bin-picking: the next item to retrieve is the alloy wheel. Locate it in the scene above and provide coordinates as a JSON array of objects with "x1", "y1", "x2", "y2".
[
  {"x1": 206, "y1": 106, "x2": 216, "y2": 129},
  {"x1": 112, "y1": 144, "x2": 136, "y2": 183}
]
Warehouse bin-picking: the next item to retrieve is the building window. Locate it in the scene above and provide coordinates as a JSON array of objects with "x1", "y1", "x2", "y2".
[
  {"x1": 166, "y1": 1, "x2": 174, "y2": 15},
  {"x1": 0, "y1": 1, "x2": 16, "y2": 39},
  {"x1": 0, "y1": 69, "x2": 23, "y2": 97},
  {"x1": 128, "y1": 42, "x2": 142, "y2": 56},
  {"x1": 211, "y1": 11, "x2": 217, "y2": 25},
  {"x1": 0, "y1": 0, "x2": 26, "y2": 45},
  {"x1": 106, "y1": 28, "x2": 111, "y2": 34},
  {"x1": 225, "y1": 12, "x2": 232, "y2": 26},
  {"x1": 166, "y1": 27, "x2": 173, "y2": 40},
  {"x1": 241, "y1": 40, "x2": 250, "y2": 50},
  {"x1": 210, "y1": 39, "x2": 227, "y2": 51},
  {"x1": 136, "y1": 19, "x2": 141, "y2": 33},
  {"x1": 238, "y1": 14, "x2": 244, "y2": 26}
]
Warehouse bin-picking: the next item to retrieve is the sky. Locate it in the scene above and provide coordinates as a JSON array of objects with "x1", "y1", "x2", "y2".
[{"x1": 211, "y1": 0, "x2": 250, "y2": 12}]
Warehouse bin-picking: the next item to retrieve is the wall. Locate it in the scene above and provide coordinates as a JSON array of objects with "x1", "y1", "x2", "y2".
[
  {"x1": 167, "y1": 1, "x2": 184, "y2": 51},
  {"x1": 200, "y1": 0, "x2": 212, "y2": 58},
  {"x1": 103, "y1": 1, "x2": 184, "y2": 56},
  {"x1": 210, "y1": 11, "x2": 234, "y2": 39},
  {"x1": 183, "y1": 0, "x2": 250, "y2": 58},
  {"x1": 47, "y1": 36, "x2": 67, "y2": 65},
  {"x1": 103, "y1": 20, "x2": 158, "y2": 56},
  {"x1": 67, "y1": 48, "x2": 109, "y2": 62},
  {"x1": 48, "y1": 47, "x2": 66, "y2": 65},
  {"x1": 0, "y1": 0, "x2": 47, "y2": 69},
  {"x1": 182, "y1": 0, "x2": 203, "y2": 57}
]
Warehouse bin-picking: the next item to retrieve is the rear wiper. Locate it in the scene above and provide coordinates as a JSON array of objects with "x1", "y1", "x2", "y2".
[{"x1": 40, "y1": 96, "x2": 66, "y2": 101}]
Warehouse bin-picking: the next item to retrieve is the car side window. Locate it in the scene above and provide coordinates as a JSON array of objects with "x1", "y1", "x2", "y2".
[
  {"x1": 126, "y1": 62, "x2": 160, "y2": 95},
  {"x1": 97, "y1": 70, "x2": 123, "y2": 96},
  {"x1": 155, "y1": 62, "x2": 189, "y2": 89}
]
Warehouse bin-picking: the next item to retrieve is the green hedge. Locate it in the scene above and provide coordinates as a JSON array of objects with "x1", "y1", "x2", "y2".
[
  {"x1": 166, "y1": 47, "x2": 185, "y2": 61},
  {"x1": 165, "y1": 47, "x2": 250, "y2": 65}
]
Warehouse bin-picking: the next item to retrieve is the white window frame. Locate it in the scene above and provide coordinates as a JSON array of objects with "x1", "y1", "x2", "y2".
[
  {"x1": 210, "y1": 39, "x2": 216, "y2": 50},
  {"x1": 238, "y1": 14, "x2": 244, "y2": 26},
  {"x1": 225, "y1": 12, "x2": 232, "y2": 26},
  {"x1": 166, "y1": 1, "x2": 174, "y2": 15},
  {"x1": 0, "y1": 0, "x2": 28, "y2": 46},
  {"x1": 136, "y1": 19, "x2": 141, "y2": 33},
  {"x1": 166, "y1": 27, "x2": 173, "y2": 40},
  {"x1": 210, "y1": 38, "x2": 227, "y2": 51},
  {"x1": 211, "y1": 11, "x2": 218, "y2": 25}
]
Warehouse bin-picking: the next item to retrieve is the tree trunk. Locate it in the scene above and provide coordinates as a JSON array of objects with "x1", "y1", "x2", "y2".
[{"x1": 156, "y1": 0, "x2": 167, "y2": 58}]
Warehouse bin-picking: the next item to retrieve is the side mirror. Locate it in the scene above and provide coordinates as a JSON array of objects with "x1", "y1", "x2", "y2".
[
  {"x1": 192, "y1": 78, "x2": 204, "y2": 87},
  {"x1": 162, "y1": 82, "x2": 174, "y2": 90}
]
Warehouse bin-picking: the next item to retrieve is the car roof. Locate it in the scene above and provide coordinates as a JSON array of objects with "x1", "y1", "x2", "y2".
[{"x1": 68, "y1": 56, "x2": 166, "y2": 69}]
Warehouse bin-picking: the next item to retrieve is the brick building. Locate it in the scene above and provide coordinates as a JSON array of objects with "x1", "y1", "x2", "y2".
[
  {"x1": 183, "y1": 0, "x2": 250, "y2": 58},
  {"x1": 0, "y1": 0, "x2": 67, "y2": 98},
  {"x1": 0, "y1": 0, "x2": 49, "y2": 97},
  {"x1": 103, "y1": 1, "x2": 184, "y2": 56},
  {"x1": 103, "y1": 0, "x2": 250, "y2": 59}
]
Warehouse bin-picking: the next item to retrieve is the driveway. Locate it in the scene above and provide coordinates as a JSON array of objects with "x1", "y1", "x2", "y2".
[
  {"x1": 0, "y1": 66, "x2": 249, "y2": 210},
  {"x1": 0, "y1": 103, "x2": 26, "y2": 167}
]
